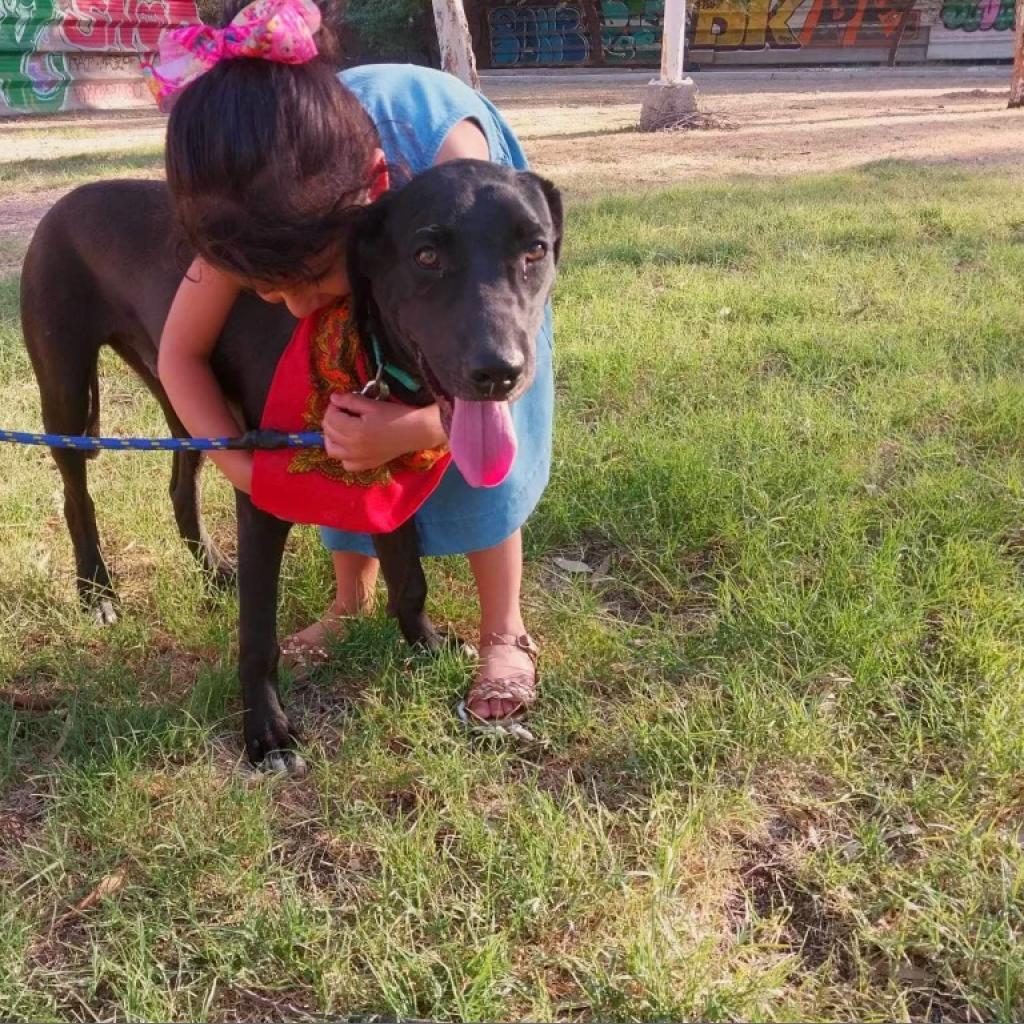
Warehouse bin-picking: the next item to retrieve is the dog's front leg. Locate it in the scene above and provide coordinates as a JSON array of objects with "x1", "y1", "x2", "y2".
[
  {"x1": 235, "y1": 492, "x2": 302, "y2": 771},
  {"x1": 372, "y1": 520, "x2": 445, "y2": 652}
]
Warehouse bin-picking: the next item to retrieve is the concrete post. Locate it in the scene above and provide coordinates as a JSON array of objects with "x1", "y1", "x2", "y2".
[
  {"x1": 432, "y1": 0, "x2": 481, "y2": 91},
  {"x1": 639, "y1": 0, "x2": 697, "y2": 130}
]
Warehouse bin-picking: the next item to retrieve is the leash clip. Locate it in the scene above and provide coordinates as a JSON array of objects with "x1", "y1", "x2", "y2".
[{"x1": 358, "y1": 365, "x2": 389, "y2": 402}]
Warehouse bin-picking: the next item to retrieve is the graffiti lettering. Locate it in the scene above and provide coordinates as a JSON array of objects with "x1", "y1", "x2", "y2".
[
  {"x1": 1, "y1": 0, "x2": 70, "y2": 111},
  {"x1": 797, "y1": 0, "x2": 917, "y2": 46},
  {"x1": 2, "y1": 0, "x2": 197, "y2": 112},
  {"x1": 693, "y1": 0, "x2": 801, "y2": 49},
  {"x1": 62, "y1": 0, "x2": 204, "y2": 51},
  {"x1": 489, "y1": 5, "x2": 590, "y2": 65},
  {"x1": 690, "y1": 0, "x2": 916, "y2": 49},
  {"x1": 489, "y1": 0, "x2": 668, "y2": 66},
  {"x1": 483, "y1": 0, "x2": 931, "y2": 65},
  {"x1": 601, "y1": 0, "x2": 662, "y2": 63},
  {"x1": 940, "y1": 0, "x2": 1014, "y2": 30}
]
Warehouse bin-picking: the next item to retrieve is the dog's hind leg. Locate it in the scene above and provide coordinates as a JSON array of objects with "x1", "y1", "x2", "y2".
[
  {"x1": 115, "y1": 342, "x2": 237, "y2": 589},
  {"x1": 36, "y1": 358, "x2": 118, "y2": 623},
  {"x1": 373, "y1": 521, "x2": 446, "y2": 652},
  {"x1": 168, "y1": 447, "x2": 235, "y2": 589},
  {"x1": 235, "y1": 492, "x2": 302, "y2": 771}
]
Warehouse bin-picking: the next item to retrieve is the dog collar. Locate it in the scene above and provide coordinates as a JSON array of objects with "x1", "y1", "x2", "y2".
[{"x1": 370, "y1": 334, "x2": 421, "y2": 394}]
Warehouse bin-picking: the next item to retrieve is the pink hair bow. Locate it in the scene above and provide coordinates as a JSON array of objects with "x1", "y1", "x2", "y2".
[{"x1": 141, "y1": 0, "x2": 321, "y2": 112}]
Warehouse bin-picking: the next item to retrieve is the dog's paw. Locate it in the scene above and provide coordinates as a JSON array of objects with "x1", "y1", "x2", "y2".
[
  {"x1": 263, "y1": 749, "x2": 307, "y2": 777},
  {"x1": 92, "y1": 598, "x2": 118, "y2": 627},
  {"x1": 443, "y1": 628, "x2": 477, "y2": 659},
  {"x1": 412, "y1": 630, "x2": 446, "y2": 655},
  {"x1": 245, "y1": 707, "x2": 305, "y2": 776},
  {"x1": 208, "y1": 560, "x2": 237, "y2": 591}
]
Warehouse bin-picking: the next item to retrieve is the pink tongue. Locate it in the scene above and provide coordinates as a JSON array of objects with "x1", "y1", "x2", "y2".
[{"x1": 449, "y1": 399, "x2": 517, "y2": 488}]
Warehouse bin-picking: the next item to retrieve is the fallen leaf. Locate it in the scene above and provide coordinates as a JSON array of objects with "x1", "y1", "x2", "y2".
[
  {"x1": 895, "y1": 964, "x2": 930, "y2": 985},
  {"x1": 54, "y1": 871, "x2": 127, "y2": 930},
  {"x1": 553, "y1": 557, "x2": 592, "y2": 574}
]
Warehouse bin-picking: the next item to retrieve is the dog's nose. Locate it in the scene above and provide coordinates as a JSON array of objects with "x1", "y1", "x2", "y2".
[{"x1": 469, "y1": 360, "x2": 523, "y2": 399}]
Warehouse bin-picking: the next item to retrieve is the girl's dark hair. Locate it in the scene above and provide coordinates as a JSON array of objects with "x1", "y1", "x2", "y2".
[{"x1": 165, "y1": 0, "x2": 379, "y2": 283}]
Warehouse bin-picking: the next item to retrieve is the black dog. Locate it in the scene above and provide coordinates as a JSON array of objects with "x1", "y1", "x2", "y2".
[{"x1": 21, "y1": 159, "x2": 561, "y2": 770}]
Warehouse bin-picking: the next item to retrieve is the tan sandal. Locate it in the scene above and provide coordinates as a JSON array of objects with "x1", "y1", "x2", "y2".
[{"x1": 464, "y1": 632, "x2": 539, "y2": 724}]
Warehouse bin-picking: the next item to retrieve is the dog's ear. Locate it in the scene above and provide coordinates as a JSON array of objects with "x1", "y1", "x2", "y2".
[
  {"x1": 523, "y1": 172, "x2": 563, "y2": 264},
  {"x1": 347, "y1": 195, "x2": 393, "y2": 325}
]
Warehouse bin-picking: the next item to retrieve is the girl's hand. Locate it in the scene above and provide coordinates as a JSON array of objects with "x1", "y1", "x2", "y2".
[{"x1": 323, "y1": 393, "x2": 447, "y2": 472}]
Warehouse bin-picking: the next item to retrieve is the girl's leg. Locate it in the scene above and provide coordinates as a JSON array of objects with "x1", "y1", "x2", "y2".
[
  {"x1": 466, "y1": 529, "x2": 536, "y2": 720},
  {"x1": 282, "y1": 550, "x2": 379, "y2": 658}
]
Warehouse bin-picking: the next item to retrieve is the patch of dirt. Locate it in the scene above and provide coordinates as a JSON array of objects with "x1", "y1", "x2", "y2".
[
  {"x1": 0, "y1": 189, "x2": 67, "y2": 273},
  {"x1": 2, "y1": 68, "x2": 1022, "y2": 267},
  {"x1": 488, "y1": 66, "x2": 1024, "y2": 199},
  {"x1": 938, "y1": 89, "x2": 1007, "y2": 101},
  {"x1": 548, "y1": 534, "x2": 726, "y2": 630},
  {"x1": 725, "y1": 816, "x2": 857, "y2": 978},
  {"x1": 527, "y1": 744, "x2": 654, "y2": 810},
  {"x1": 217, "y1": 985, "x2": 320, "y2": 1023},
  {"x1": 270, "y1": 783, "x2": 380, "y2": 895},
  {"x1": 0, "y1": 782, "x2": 49, "y2": 871}
]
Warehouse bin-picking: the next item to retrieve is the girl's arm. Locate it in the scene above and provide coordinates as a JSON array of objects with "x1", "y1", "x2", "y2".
[
  {"x1": 323, "y1": 119, "x2": 490, "y2": 470},
  {"x1": 157, "y1": 258, "x2": 256, "y2": 493}
]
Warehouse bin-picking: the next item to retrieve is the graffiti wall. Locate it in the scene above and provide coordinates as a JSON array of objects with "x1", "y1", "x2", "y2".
[
  {"x1": 483, "y1": 0, "x2": 1014, "y2": 67},
  {"x1": 488, "y1": 1, "x2": 662, "y2": 66},
  {"x1": 928, "y1": 0, "x2": 1015, "y2": 57},
  {"x1": 0, "y1": 0, "x2": 199, "y2": 114}
]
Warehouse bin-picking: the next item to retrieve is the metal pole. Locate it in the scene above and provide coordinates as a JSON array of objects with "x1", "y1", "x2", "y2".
[
  {"x1": 660, "y1": 0, "x2": 686, "y2": 82},
  {"x1": 639, "y1": 0, "x2": 696, "y2": 129}
]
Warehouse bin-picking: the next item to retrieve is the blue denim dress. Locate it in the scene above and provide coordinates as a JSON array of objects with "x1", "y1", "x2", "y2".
[{"x1": 321, "y1": 64, "x2": 554, "y2": 557}]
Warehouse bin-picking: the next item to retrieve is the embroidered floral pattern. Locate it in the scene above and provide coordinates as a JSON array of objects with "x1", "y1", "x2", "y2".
[{"x1": 287, "y1": 300, "x2": 448, "y2": 486}]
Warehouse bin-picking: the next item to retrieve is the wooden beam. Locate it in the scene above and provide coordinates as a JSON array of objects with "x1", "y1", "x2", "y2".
[{"x1": 432, "y1": 0, "x2": 481, "y2": 91}]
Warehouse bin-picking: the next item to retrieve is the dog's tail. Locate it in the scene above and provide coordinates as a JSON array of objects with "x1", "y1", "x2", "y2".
[{"x1": 84, "y1": 369, "x2": 101, "y2": 461}]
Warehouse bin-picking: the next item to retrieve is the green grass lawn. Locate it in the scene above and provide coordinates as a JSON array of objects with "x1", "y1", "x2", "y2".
[
  {"x1": 0, "y1": 147, "x2": 164, "y2": 196},
  {"x1": 3, "y1": 160, "x2": 1024, "y2": 1021}
]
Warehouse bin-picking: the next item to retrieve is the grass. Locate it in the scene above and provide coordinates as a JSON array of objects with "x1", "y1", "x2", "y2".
[
  {"x1": 2, "y1": 158, "x2": 1024, "y2": 1020},
  {"x1": 0, "y1": 148, "x2": 164, "y2": 196}
]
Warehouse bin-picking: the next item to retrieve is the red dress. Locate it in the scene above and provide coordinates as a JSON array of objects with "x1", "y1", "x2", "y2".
[{"x1": 250, "y1": 299, "x2": 450, "y2": 534}]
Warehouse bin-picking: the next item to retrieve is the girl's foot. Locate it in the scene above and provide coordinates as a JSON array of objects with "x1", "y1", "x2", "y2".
[
  {"x1": 280, "y1": 601, "x2": 351, "y2": 671},
  {"x1": 465, "y1": 632, "x2": 539, "y2": 721}
]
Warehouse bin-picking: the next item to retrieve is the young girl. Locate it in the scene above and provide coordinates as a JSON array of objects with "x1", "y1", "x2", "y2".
[{"x1": 148, "y1": 0, "x2": 553, "y2": 723}]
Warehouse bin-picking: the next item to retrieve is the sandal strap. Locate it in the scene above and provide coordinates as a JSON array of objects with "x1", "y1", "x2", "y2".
[
  {"x1": 478, "y1": 632, "x2": 539, "y2": 662},
  {"x1": 466, "y1": 633, "x2": 539, "y2": 716},
  {"x1": 469, "y1": 676, "x2": 537, "y2": 706}
]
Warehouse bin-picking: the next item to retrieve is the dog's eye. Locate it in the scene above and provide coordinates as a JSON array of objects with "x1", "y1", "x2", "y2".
[
  {"x1": 525, "y1": 241, "x2": 547, "y2": 263},
  {"x1": 414, "y1": 245, "x2": 440, "y2": 269}
]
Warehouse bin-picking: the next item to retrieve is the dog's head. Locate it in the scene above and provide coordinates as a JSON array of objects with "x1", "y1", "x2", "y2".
[{"x1": 349, "y1": 159, "x2": 562, "y2": 486}]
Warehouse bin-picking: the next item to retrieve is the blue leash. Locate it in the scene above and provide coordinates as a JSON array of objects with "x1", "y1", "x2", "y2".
[
  {"x1": 0, "y1": 427, "x2": 325, "y2": 452},
  {"x1": 0, "y1": 336, "x2": 419, "y2": 454}
]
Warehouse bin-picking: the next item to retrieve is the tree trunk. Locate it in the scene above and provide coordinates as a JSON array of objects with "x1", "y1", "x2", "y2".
[
  {"x1": 1010, "y1": 0, "x2": 1024, "y2": 108},
  {"x1": 582, "y1": 0, "x2": 606, "y2": 67},
  {"x1": 432, "y1": 0, "x2": 481, "y2": 90}
]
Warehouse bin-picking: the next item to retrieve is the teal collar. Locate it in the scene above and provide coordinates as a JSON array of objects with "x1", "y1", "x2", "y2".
[{"x1": 371, "y1": 335, "x2": 421, "y2": 393}]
